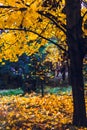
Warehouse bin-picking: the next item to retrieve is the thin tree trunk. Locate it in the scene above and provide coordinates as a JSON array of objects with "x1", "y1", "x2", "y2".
[{"x1": 41, "y1": 80, "x2": 44, "y2": 97}]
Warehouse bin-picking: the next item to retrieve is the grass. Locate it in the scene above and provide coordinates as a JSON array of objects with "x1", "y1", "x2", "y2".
[
  {"x1": 0, "y1": 88, "x2": 24, "y2": 96},
  {"x1": 0, "y1": 86, "x2": 72, "y2": 96},
  {"x1": 45, "y1": 86, "x2": 71, "y2": 94}
]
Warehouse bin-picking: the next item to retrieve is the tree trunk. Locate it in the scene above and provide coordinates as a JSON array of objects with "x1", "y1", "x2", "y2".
[
  {"x1": 65, "y1": 0, "x2": 87, "y2": 126},
  {"x1": 41, "y1": 80, "x2": 44, "y2": 97},
  {"x1": 70, "y1": 48, "x2": 86, "y2": 126}
]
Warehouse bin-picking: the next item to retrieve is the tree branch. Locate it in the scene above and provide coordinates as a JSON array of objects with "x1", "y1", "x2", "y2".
[
  {"x1": 0, "y1": 5, "x2": 13, "y2": 8},
  {"x1": 38, "y1": 11, "x2": 67, "y2": 35},
  {"x1": 20, "y1": 0, "x2": 36, "y2": 7},
  {"x1": 0, "y1": 27, "x2": 67, "y2": 53},
  {"x1": 82, "y1": 11, "x2": 87, "y2": 19},
  {"x1": 0, "y1": 5, "x2": 67, "y2": 53},
  {"x1": 0, "y1": 5, "x2": 27, "y2": 11}
]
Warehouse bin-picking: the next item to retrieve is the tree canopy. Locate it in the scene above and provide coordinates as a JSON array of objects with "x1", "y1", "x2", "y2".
[{"x1": 0, "y1": 0, "x2": 86, "y2": 62}]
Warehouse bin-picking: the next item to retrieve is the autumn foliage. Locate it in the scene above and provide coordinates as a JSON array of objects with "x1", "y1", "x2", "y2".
[
  {"x1": 0, "y1": 0, "x2": 87, "y2": 129},
  {"x1": 0, "y1": 0, "x2": 86, "y2": 63},
  {"x1": 0, "y1": 93, "x2": 87, "y2": 130},
  {"x1": 0, "y1": 93, "x2": 73, "y2": 130}
]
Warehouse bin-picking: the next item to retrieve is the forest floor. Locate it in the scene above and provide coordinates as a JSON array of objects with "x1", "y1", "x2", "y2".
[{"x1": 0, "y1": 87, "x2": 87, "y2": 130}]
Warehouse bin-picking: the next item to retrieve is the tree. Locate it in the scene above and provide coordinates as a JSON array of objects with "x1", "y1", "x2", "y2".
[
  {"x1": 65, "y1": 0, "x2": 87, "y2": 126},
  {"x1": 0, "y1": 0, "x2": 87, "y2": 126}
]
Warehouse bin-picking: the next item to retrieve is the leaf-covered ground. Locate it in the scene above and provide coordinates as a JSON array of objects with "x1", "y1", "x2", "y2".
[{"x1": 0, "y1": 93, "x2": 87, "y2": 130}]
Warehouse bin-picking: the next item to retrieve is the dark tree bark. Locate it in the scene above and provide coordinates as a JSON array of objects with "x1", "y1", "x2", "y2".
[
  {"x1": 41, "y1": 80, "x2": 44, "y2": 97},
  {"x1": 65, "y1": 0, "x2": 87, "y2": 126}
]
